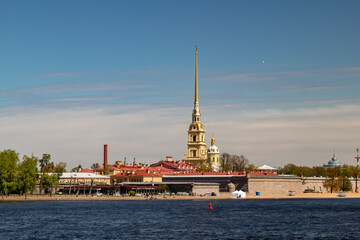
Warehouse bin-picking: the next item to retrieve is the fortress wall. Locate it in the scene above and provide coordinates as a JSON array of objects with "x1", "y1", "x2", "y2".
[
  {"x1": 192, "y1": 183, "x2": 220, "y2": 196},
  {"x1": 302, "y1": 178, "x2": 327, "y2": 192},
  {"x1": 247, "y1": 177, "x2": 303, "y2": 195},
  {"x1": 302, "y1": 177, "x2": 359, "y2": 192}
]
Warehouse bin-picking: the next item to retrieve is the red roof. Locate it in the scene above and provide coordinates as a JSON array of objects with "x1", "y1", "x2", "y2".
[
  {"x1": 150, "y1": 159, "x2": 195, "y2": 172},
  {"x1": 80, "y1": 168, "x2": 94, "y2": 173}
]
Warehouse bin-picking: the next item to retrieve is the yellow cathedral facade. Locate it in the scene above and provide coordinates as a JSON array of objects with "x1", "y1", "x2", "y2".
[{"x1": 184, "y1": 47, "x2": 221, "y2": 171}]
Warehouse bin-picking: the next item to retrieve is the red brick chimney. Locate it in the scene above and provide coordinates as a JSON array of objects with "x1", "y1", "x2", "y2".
[{"x1": 104, "y1": 144, "x2": 108, "y2": 169}]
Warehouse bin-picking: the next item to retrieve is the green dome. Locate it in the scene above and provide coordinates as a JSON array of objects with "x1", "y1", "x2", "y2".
[{"x1": 323, "y1": 155, "x2": 341, "y2": 167}]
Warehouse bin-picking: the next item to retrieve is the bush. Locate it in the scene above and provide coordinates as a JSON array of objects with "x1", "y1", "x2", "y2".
[{"x1": 128, "y1": 190, "x2": 136, "y2": 196}]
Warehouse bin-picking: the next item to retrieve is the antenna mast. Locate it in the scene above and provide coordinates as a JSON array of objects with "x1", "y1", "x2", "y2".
[{"x1": 355, "y1": 148, "x2": 360, "y2": 167}]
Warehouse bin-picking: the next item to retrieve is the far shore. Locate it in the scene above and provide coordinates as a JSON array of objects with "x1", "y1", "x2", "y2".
[{"x1": 1, "y1": 192, "x2": 360, "y2": 202}]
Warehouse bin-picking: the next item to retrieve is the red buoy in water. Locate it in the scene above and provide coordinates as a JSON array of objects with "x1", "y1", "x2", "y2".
[{"x1": 209, "y1": 203, "x2": 213, "y2": 209}]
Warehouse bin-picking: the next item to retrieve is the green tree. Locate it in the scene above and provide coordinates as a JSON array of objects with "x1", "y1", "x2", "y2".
[
  {"x1": 71, "y1": 166, "x2": 81, "y2": 172},
  {"x1": 102, "y1": 165, "x2": 114, "y2": 175},
  {"x1": 71, "y1": 164, "x2": 83, "y2": 173},
  {"x1": 311, "y1": 166, "x2": 327, "y2": 177},
  {"x1": 341, "y1": 164, "x2": 352, "y2": 178},
  {"x1": 39, "y1": 154, "x2": 53, "y2": 194},
  {"x1": 42, "y1": 173, "x2": 59, "y2": 194},
  {"x1": 17, "y1": 155, "x2": 39, "y2": 196},
  {"x1": 54, "y1": 162, "x2": 67, "y2": 176},
  {"x1": 39, "y1": 154, "x2": 52, "y2": 172},
  {"x1": 246, "y1": 164, "x2": 258, "y2": 172},
  {"x1": 323, "y1": 167, "x2": 342, "y2": 193},
  {"x1": 339, "y1": 176, "x2": 352, "y2": 192},
  {"x1": 279, "y1": 164, "x2": 301, "y2": 176},
  {"x1": 91, "y1": 163, "x2": 100, "y2": 172},
  {"x1": 349, "y1": 165, "x2": 360, "y2": 192},
  {"x1": 198, "y1": 160, "x2": 213, "y2": 172},
  {"x1": 52, "y1": 162, "x2": 66, "y2": 192},
  {"x1": 0, "y1": 150, "x2": 19, "y2": 195}
]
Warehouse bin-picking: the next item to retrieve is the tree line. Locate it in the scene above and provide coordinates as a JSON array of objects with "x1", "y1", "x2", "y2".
[
  {"x1": 0, "y1": 149, "x2": 66, "y2": 196},
  {"x1": 279, "y1": 163, "x2": 360, "y2": 192}
]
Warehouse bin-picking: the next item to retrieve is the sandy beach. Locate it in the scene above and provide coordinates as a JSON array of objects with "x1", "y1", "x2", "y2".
[{"x1": 1, "y1": 192, "x2": 360, "y2": 202}]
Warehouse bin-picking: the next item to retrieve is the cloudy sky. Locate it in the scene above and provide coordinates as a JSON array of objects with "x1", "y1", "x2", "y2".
[{"x1": 1, "y1": 1, "x2": 360, "y2": 169}]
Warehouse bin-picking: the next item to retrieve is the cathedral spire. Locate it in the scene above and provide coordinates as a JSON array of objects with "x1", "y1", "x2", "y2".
[
  {"x1": 194, "y1": 46, "x2": 199, "y2": 108},
  {"x1": 185, "y1": 47, "x2": 208, "y2": 165},
  {"x1": 192, "y1": 46, "x2": 201, "y2": 122}
]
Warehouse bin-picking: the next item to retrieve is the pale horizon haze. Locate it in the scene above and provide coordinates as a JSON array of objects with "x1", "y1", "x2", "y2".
[{"x1": 1, "y1": 1, "x2": 360, "y2": 169}]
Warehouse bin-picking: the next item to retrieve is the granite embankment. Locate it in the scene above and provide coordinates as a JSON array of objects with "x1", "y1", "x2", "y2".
[{"x1": 1, "y1": 192, "x2": 360, "y2": 202}]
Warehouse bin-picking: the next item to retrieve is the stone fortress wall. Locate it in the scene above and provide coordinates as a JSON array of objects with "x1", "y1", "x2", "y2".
[
  {"x1": 247, "y1": 176, "x2": 303, "y2": 195},
  {"x1": 302, "y1": 177, "x2": 359, "y2": 192}
]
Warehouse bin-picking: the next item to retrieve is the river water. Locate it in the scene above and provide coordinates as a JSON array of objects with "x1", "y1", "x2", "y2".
[{"x1": 1, "y1": 198, "x2": 359, "y2": 239}]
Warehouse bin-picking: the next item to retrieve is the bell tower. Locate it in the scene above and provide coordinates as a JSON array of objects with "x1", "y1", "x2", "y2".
[
  {"x1": 184, "y1": 47, "x2": 207, "y2": 165},
  {"x1": 207, "y1": 134, "x2": 221, "y2": 171}
]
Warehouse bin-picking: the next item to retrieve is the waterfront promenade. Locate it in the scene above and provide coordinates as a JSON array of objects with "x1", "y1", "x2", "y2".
[{"x1": 1, "y1": 192, "x2": 360, "y2": 202}]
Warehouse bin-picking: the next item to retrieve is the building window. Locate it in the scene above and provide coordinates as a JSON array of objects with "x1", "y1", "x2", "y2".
[
  {"x1": 192, "y1": 150, "x2": 196, "y2": 157},
  {"x1": 193, "y1": 136, "x2": 196, "y2": 142}
]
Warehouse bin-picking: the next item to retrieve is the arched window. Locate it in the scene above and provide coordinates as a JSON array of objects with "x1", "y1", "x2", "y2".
[
  {"x1": 192, "y1": 150, "x2": 196, "y2": 157},
  {"x1": 193, "y1": 135, "x2": 196, "y2": 142}
]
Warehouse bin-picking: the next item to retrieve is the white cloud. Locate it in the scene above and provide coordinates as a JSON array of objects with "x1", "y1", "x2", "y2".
[
  {"x1": 1, "y1": 103, "x2": 359, "y2": 170},
  {"x1": 208, "y1": 66, "x2": 360, "y2": 83},
  {"x1": 208, "y1": 104, "x2": 360, "y2": 167}
]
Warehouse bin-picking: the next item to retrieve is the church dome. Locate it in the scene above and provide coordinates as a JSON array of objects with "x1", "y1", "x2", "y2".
[
  {"x1": 208, "y1": 137, "x2": 219, "y2": 153},
  {"x1": 323, "y1": 154, "x2": 341, "y2": 167},
  {"x1": 208, "y1": 144, "x2": 219, "y2": 153},
  {"x1": 189, "y1": 122, "x2": 204, "y2": 131}
]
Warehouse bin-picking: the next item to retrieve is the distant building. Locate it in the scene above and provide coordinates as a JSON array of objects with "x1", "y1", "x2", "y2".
[
  {"x1": 323, "y1": 153, "x2": 341, "y2": 167},
  {"x1": 149, "y1": 156, "x2": 195, "y2": 173},
  {"x1": 59, "y1": 172, "x2": 110, "y2": 185},
  {"x1": 258, "y1": 165, "x2": 278, "y2": 173},
  {"x1": 111, "y1": 170, "x2": 162, "y2": 184},
  {"x1": 207, "y1": 136, "x2": 220, "y2": 171},
  {"x1": 95, "y1": 161, "x2": 148, "y2": 175}
]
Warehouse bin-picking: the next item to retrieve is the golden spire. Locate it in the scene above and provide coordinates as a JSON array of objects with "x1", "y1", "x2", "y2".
[
  {"x1": 192, "y1": 46, "x2": 201, "y2": 122},
  {"x1": 194, "y1": 46, "x2": 199, "y2": 106}
]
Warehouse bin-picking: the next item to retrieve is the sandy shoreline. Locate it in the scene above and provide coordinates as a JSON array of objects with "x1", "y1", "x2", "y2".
[{"x1": 1, "y1": 192, "x2": 360, "y2": 202}]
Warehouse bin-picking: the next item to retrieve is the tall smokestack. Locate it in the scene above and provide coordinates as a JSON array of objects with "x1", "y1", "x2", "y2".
[{"x1": 104, "y1": 144, "x2": 108, "y2": 171}]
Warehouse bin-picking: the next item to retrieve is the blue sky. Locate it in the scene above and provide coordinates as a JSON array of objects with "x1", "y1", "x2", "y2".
[{"x1": 1, "y1": 1, "x2": 360, "y2": 169}]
